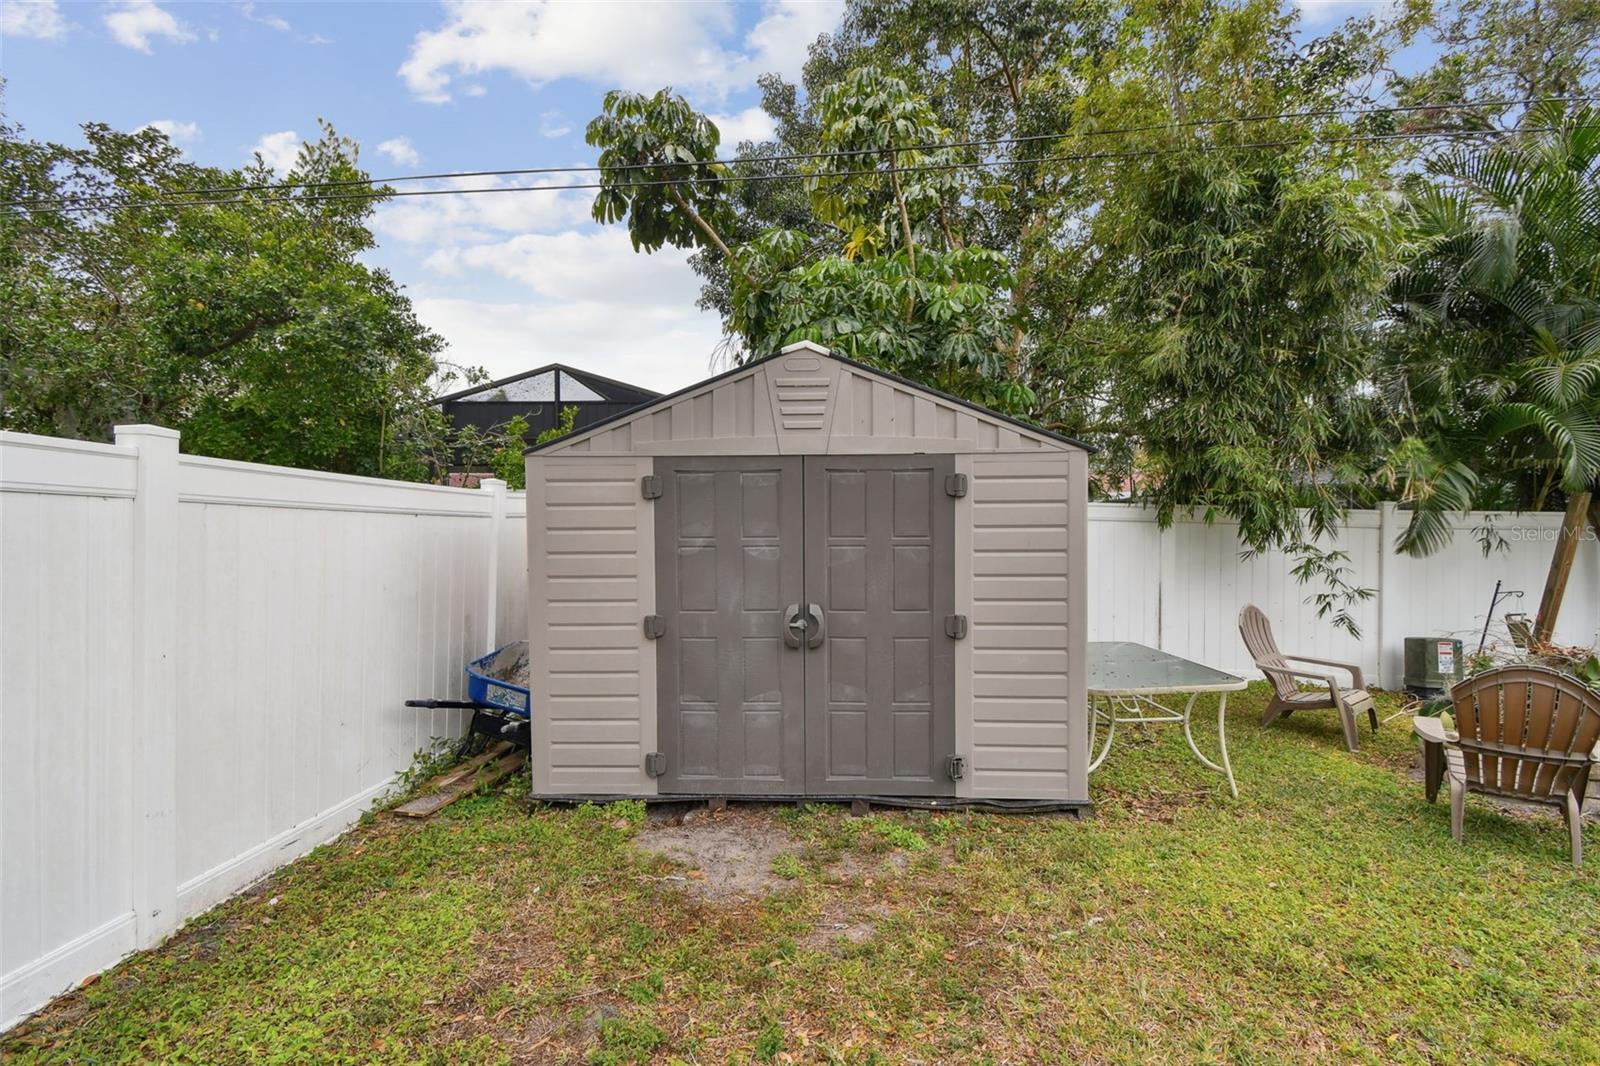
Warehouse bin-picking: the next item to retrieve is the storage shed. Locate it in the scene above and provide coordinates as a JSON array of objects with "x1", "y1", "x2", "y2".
[{"x1": 524, "y1": 342, "x2": 1090, "y2": 808}]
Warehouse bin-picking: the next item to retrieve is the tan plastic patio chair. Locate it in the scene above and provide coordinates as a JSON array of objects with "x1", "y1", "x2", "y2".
[
  {"x1": 1237, "y1": 604, "x2": 1377, "y2": 751},
  {"x1": 1415, "y1": 665, "x2": 1599, "y2": 868}
]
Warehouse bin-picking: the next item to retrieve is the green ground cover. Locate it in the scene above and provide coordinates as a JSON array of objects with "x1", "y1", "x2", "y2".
[{"x1": 5, "y1": 685, "x2": 1596, "y2": 1064}]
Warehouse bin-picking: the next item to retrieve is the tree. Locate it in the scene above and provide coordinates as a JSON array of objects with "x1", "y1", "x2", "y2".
[
  {"x1": 694, "y1": 2, "x2": 1117, "y2": 376},
  {"x1": 1042, "y1": 0, "x2": 1401, "y2": 554},
  {"x1": 807, "y1": 65, "x2": 963, "y2": 270},
  {"x1": 1389, "y1": 0, "x2": 1600, "y2": 127},
  {"x1": 586, "y1": 88, "x2": 737, "y2": 258},
  {"x1": 588, "y1": 73, "x2": 1030, "y2": 410},
  {"x1": 727, "y1": 229, "x2": 1029, "y2": 410},
  {"x1": 1379, "y1": 104, "x2": 1600, "y2": 634},
  {"x1": 1, "y1": 119, "x2": 461, "y2": 479}
]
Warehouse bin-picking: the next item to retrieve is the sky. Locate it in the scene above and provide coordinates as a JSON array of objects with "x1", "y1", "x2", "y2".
[{"x1": 1, "y1": 0, "x2": 1390, "y2": 396}]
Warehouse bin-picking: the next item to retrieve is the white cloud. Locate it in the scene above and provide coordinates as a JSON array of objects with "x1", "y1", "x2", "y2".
[
  {"x1": 141, "y1": 118, "x2": 201, "y2": 144},
  {"x1": 1295, "y1": 0, "x2": 1387, "y2": 24},
  {"x1": 708, "y1": 106, "x2": 776, "y2": 148},
  {"x1": 377, "y1": 136, "x2": 422, "y2": 167},
  {"x1": 371, "y1": 175, "x2": 592, "y2": 246},
  {"x1": 307, "y1": 32, "x2": 332, "y2": 45},
  {"x1": 416, "y1": 296, "x2": 722, "y2": 395},
  {"x1": 1, "y1": 0, "x2": 66, "y2": 40},
  {"x1": 739, "y1": 0, "x2": 842, "y2": 87},
  {"x1": 250, "y1": 130, "x2": 301, "y2": 173},
  {"x1": 412, "y1": 228, "x2": 727, "y2": 392},
  {"x1": 423, "y1": 229, "x2": 705, "y2": 304},
  {"x1": 103, "y1": 1, "x2": 195, "y2": 52},
  {"x1": 539, "y1": 109, "x2": 572, "y2": 139},
  {"x1": 239, "y1": 1, "x2": 290, "y2": 32},
  {"x1": 398, "y1": 0, "x2": 843, "y2": 103}
]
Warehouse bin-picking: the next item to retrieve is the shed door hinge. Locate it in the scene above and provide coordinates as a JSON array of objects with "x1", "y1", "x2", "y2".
[
  {"x1": 642, "y1": 615, "x2": 666, "y2": 639},
  {"x1": 640, "y1": 475, "x2": 662, "y2": 500},
  {"x1": 944, "y1": 473, "x2": 968, "y2": 498},
  {"x1": 945, "y1": 614, "x2": 968, "y2": 640},
  {"x1": 944, "y1": 754, "x2": 966, "y2": 781},
  {"x1": 644, "y1": 752, "x2": 667, "y2": 778}
]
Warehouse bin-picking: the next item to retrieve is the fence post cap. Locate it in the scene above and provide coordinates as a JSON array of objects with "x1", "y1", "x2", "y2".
[{"x1": 113, "y1": 424, "x2": 180, "y2": 441}]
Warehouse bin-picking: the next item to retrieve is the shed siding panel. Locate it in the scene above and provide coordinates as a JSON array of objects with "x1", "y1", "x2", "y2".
[
  {"x1": 528, "y1": 457, "x2": 656, "y2": 796},
  {"x1": 969, "y1": 453, "x2": 1084, "y2": 800}
]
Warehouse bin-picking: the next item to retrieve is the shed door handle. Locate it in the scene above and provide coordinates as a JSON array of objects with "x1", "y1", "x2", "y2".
[
  {"x1": 806, "y1": 603, "x2": 825, "y2": 649},
  {"x1": 783, "y1": 603, "x2": 805, "y2": 649}
]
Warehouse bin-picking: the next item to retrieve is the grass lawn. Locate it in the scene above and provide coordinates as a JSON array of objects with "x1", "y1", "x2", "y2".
[{"x1": 5, "y1": 684, "x2": 1598, "y2": 1064}]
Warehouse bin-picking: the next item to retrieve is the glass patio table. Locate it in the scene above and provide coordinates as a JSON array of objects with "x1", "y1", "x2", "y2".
[{"x1": 1087, "y1": 641, "x2": 1247, "y2": 796}]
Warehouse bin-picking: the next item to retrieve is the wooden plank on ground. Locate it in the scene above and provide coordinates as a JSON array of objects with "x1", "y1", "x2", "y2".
[{"x1": 394, "y1": 743, "x2": 527, "y2": 819}]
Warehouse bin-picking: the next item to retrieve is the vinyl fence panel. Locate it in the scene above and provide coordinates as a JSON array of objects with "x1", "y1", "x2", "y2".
[
  {"x1": 0, "y1": 429, "x2": 524, "y2": 1030},
  {"x1": 0, "y1": 436, "x2": 139, "y2": 1033},
  {"x1": 1085, "y1": 503, "x2": 1596, "y2": 683}
]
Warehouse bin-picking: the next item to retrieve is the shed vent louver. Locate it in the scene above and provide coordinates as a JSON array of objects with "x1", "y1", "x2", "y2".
[{"x1": 772, "y1": 364, "x2": 831, "y2": 430}]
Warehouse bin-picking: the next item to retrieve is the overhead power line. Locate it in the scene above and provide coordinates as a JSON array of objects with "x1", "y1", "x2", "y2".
[
  {"x1": 161, "y1": 93, "x2": 1600, "y2": 201},
  {"x1": 4, "y1": 94, "x2": 1593, "y2": 213},
  {"x1": 13, "y1": 124, "x2": 1564, "y2": 216}
]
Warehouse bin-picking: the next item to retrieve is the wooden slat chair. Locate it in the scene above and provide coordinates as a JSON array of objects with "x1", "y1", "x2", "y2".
[
  {"x1": 1237, "y1": 604, "x2": 1377, "y2": 752},
  {"x1": 1415, "y1": 665, "x2": 1600, "y2": 868}
]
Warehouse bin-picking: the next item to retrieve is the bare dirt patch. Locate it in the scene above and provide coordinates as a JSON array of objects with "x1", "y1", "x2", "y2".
[
  {"x1": 1095, "y1": 783, "x2": 1213, "y2": 822},
  {"x1": 802, "y1": 897, "x2": 893, "y2": 952},
  {"x1": 636, "y1": 807, "x2": 801, "y2": 902},
  {"x1": 824, "y1": 846, "x2": 926, "y2": 884}
]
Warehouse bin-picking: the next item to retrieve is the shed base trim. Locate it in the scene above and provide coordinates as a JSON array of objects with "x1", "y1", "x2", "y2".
[{"x1": 528, "y1": 792, "x2": 1092, "y2": 815}]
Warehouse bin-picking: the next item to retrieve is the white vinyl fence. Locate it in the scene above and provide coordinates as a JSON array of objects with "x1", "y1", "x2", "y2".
[
  {"x1": 1086, "y1": 503, "x2": 1599, "y2": 687},
  {"x1": 2, "y1": 428, "x2": 1596, "y2": 1029},
  {"x1": 1, "y1": 427, "x2": 527, "y2": 1030}
]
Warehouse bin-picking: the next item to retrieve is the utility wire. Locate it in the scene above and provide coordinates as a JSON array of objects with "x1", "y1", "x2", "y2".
[
  {"x1": 5, "y1": 93, "x2": 1594, "y2": 212},
  {"x1": 174, "y1": 93, "x2": 1600, "y2": 197},
  {"x1": 17, "y1": 124, "x2": 1560, "y2": 215}
]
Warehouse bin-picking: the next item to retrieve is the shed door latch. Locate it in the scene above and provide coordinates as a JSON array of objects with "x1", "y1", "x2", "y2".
[
  {"x1": 642, "y1": 615, "x2": 666, "y2": 639},
  {"x1": 945, "y1": 614, "x2": 969, "y2": 640},
  {"x1": 644, "y1": 752, "x2": 667, "y2": 777},
  {"x1": 944, "y1": 473, "x2": 968, "y2": 498},
  {"x1": 640, "y1": 475, "x2": 663, "y2": 500},
  {"x1": 944, "y1": 754, "x2": 967, "y2": 781}
]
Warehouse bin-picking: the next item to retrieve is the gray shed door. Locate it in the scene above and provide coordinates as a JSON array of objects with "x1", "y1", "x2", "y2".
[
  {"x1": 804, "y1": 456, "x2": 956, "y2": 796},
  {"x1": 654, "y1": 458, "x2": 806, "y2": 794},
  {"x1": 654, "y1": 455, "x2": 955, "y2": 797}
]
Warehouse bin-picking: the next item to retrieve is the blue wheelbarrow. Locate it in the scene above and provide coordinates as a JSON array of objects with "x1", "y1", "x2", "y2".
[{"x1": 405, "y1": 641, "x2": 530, "y2": 754}]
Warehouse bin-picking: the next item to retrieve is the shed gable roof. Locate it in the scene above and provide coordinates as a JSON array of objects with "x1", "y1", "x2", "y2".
[{"x1": 526, "y1": 342, "x2": 1089, "y2": 456}]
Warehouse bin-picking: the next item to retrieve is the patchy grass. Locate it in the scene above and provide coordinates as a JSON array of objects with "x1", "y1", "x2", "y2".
[{"x1": 5, "y1": 685, "x2": 1598, "y2": 1064}]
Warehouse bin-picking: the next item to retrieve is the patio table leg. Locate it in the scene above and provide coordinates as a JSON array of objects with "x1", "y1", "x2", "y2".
[
  {"x1": 1216, "y1": 692, "x2": 1237, "y2": 798},
  {"x1": 1087, "y1": 696, "x2": 1117, "y2": 773},
  {"x1": 1182, "y1": 691, "x2": 1239, "y2": 798}
]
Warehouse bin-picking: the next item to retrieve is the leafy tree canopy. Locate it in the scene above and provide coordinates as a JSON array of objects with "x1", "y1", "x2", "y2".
[
  {"x1": 1049, "y1": 0, "x2": 1402, "y2": 550},
  {"x1": 588, "y1": 0, "x2": 1597, "y2": 570},
  {"x1": 1380, "y1": 103, "x2": 1600, "y2": 552},
  {"x1": 1, "y1": 118, "x2": 463, "y2": 480},
  {"x1": 586, "y1": 88, "x2": 736, "y2": 257}
]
